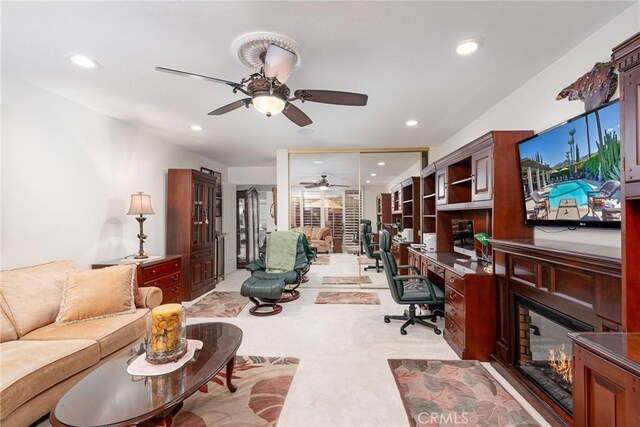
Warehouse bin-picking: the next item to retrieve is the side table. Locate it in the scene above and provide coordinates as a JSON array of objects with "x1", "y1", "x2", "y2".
[{"x1": 92, "y1": 255, "x2": 182, "y2": 304}]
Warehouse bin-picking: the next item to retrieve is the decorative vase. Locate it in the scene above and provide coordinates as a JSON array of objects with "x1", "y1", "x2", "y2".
[{"x1": 145, "y1": 303, "x2": 187, "y2": 364}]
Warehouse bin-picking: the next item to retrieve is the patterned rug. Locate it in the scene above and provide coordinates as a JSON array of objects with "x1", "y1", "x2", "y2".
[
  {"x1": 186, "y1": 292, "x2": 249, "y2": 317},
  {"x1": 175, "y1": 356, "x2": 299, "y2": 426},
  {"x1": 388, "y1": 359, "x2": 539, "y2": 427},
  {"x1": 314, "y1": 254, "x2": 330, "y2": 265},
  {"x1": 315, "y1": 291, "x2": 381, "y2": 305},
  {"x1": 322, "y1": 276, "x2": 372, "y2": 284},
  {"x1": 358, "y1": 256, "x2": 378, "y2": 266}
]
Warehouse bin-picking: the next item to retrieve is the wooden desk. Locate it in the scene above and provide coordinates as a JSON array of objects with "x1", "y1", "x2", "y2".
[
  {"x1": 92, "y1": 255, "x2": 182, "y2": 304},
  {"x1": 392, "y1": 240, "x2": 410, "y2": 265},
  {"x1": 408, "y1": 248, "x2": 496, "y2": 361}
]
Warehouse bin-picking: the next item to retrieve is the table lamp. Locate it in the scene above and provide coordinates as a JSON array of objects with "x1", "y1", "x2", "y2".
[{"x1": 127, "y1": 192, "x2": 155, "y2": 259}]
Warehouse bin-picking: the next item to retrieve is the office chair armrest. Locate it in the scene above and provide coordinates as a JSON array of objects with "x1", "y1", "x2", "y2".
[
  {"x1": 395, "y1": 275, "x2": 443, "y2": 303},
  {"x1": 397, "y1": 265, "x2": 420, "y2": 273}
]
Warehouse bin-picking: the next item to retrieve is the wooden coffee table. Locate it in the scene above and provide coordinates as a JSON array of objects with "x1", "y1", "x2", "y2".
[{"x1": 50, "y1": 322, "x2": 242, "y2": 426}]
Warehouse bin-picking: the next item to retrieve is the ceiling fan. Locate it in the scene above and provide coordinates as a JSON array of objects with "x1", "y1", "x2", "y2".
[
  {"x1": 156, "y1": 44, "x2": 368, "y2": 127},
  {"x1": 299, "y1": 175, "x2": 349, "y2": 191}
]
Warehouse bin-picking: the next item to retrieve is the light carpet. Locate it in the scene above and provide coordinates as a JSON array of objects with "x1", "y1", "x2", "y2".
[
  {"x1": 313, "y1": 254, "x2": 331, "y2": 265},
  {"x1": 186, "y1": 292, "x2": 248, "y2": 318},
  {"x1": 322, "y1": 276, "x2": 372, "y2": 284},
  {"x1": 315, "y1": 291, "x2": 381, "y2": 305},
  {"x1": 175, "y1": 356, "x2": 299, "y2": 426},
  {"x1": 388, "y1": 359, "x2": 540, "y2": 427}
]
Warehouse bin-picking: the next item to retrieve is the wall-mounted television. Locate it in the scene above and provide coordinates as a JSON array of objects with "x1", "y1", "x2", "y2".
[{"x1": 517, "y1": 100, "x2": 621, "y2": 229}]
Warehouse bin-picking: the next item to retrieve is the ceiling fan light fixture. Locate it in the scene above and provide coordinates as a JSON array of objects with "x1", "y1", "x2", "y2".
[
  {"x1": 252, "y1": 92, "x2": 286, "y2": 116},
  {"x1": 318, "y1": 185, "x2": 329, "y2": 191}
]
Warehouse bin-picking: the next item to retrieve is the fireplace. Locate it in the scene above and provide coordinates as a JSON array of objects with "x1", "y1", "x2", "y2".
[{"x1": 514, "y1": 295, "x2": 593, "y2": 415}]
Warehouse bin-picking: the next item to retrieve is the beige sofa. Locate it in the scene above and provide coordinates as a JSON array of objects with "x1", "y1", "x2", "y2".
[
  {"x1": 0, "y1": 260, "x2": 163, "y2": 427},
  {"x1": 293, "y1": 227, "x2": 333, "y2": 253}
]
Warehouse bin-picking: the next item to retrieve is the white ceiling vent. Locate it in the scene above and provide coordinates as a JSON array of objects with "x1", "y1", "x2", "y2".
[{"x1": 231, "y1": 32, "x2": 302, "y2": 72}]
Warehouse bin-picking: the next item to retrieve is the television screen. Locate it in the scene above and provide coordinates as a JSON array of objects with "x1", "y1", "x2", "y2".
[{"x1": 517, "y1": 100, "x2": 621, "y2": 228}]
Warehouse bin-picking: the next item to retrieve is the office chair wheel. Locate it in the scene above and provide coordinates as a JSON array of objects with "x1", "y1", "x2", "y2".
[
  {"x1": 434, "y1": 327, "x2": 441, "y2": 335},
  {"x1": 384, "y1": 316, "x2": 391, "y2": 323},
  {"x1": 400, "y1": 328, "x2": 407, "y2": 335}
]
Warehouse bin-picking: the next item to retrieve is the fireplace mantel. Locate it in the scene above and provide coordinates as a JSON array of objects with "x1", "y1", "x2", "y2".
[{"x1": 491, "y1": 238, "x2": 622, "y2": 426}]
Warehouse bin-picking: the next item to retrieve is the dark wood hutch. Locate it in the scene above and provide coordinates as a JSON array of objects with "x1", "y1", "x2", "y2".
[{"x1": 167, "y1": 169, "x2": 220, "y2": 301}]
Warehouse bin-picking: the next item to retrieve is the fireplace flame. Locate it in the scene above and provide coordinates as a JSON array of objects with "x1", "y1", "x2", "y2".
[{"x1": 549, "y1": 344, "x2": 573, "y2": 384}]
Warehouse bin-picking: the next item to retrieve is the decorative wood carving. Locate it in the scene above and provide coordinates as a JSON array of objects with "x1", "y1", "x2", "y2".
[{"x1": 556, "y1": 60, "x2": 618, "y2": 111}]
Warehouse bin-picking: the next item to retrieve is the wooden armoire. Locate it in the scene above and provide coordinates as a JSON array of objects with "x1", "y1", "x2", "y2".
[{"x1": 167, "y1": 169, "x2": 219, "y2": 301}]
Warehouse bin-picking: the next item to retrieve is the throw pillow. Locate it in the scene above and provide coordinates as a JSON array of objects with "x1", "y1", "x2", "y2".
[{"x1": 55, "y1": 265, "x2": 136, "y2": 326}]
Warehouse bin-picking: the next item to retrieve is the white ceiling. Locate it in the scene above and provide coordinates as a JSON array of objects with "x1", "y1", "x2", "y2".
[
  {"x1": 290, "y1": 152, "x2": 420, "y2": 189},
  {"x1": 2, "y1": 1, "x2": 634, "y2": 167}
]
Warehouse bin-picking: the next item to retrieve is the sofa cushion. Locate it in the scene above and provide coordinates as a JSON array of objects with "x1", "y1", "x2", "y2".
[
  {"x1": 0, "y1": 260, "x2": 80, "y2": 337},
  {"x1": 22, "y1": 308, "x2": 147, "y2": 358},
  {"x1": 0, "y1": 339, "x2": 100, "y2": 420},
  {"x1": 316, "y1": 227, "x2": 331, "y2": 240},
  {"x1": 0, "y1": 295, "x2": 17, "y2": 343},
  {"x1": 55, "y1": 264, "x2": 136, "y2": 326}
]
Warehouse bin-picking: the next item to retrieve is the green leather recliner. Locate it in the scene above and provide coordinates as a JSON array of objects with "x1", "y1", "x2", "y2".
[{"x1": 246, "y1": 231, "x2": 310, "y2": 302}]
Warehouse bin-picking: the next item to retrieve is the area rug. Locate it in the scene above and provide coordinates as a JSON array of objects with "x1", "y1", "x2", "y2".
[
  {"x1": 358, "y1": 256, "x2": 378, "y2": 266},
  {"x1": 186, "y1": 292, "x2": 248, "y2": 317},
  {"x1": 315, "y1": 291, "x2": 381, "y2": 305},
  {"x1": 175, "y1": 356, "x2": 299, "y2": 426},
  {"x1": 388, "y1": 359, "x2": 539, "y2": 427},
  {"x1": 322, "y1": 276, "x2": 372, "y2": 284},
  {"x1": 314, "y1": 254, "x2": 331, "y2": 265}
]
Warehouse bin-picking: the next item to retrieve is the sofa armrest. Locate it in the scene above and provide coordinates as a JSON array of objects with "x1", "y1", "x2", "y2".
[{"x1": 138, "y1": 286, "x2": 163, "y2": 309}]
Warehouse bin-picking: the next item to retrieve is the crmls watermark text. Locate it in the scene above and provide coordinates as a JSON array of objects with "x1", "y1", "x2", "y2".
[{"x1": 417, "y1": 412, "x2": 470, "y2": 424}]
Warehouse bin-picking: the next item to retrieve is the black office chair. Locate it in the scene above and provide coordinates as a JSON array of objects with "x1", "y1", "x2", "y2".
[
  {"x1": 360, "y1": 222, "x2": 383, "y2": 273},
  {"x1": 379, "y1": 230, "x2": 444, "y2": 335}
]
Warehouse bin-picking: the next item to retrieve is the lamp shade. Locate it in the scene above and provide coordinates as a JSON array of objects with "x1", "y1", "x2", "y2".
[
  {"x1": 127, "y1": 192, "x2": 155, "y2": 215},
  {"x1": 252, "y1": 92, "x2": 286, "y2": 116}
]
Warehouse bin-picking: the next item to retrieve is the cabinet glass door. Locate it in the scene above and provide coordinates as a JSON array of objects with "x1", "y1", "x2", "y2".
[
  {"x1": 205, "y1": 180, "x2": 216, "y2": 244},
  {"x1": 237, "y1": 194, "x2": 247, "y2": 265},
  {"x1": 192, "y1": 182, "x2": 204, "y2": 245}
]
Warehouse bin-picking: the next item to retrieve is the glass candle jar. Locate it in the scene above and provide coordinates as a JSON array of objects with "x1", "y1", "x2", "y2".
[{"x1": 145, "y1": 303, "x2": 187, "y2": 364}]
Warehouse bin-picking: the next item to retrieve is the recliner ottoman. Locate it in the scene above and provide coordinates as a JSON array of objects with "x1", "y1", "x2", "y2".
[{"x1": 240, "y1": 277, "x2": 286, "y2": 316}]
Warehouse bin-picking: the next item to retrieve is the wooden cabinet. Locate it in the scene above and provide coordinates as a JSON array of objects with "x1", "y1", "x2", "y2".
[
  {"x1": 613, "y1": 32, "x2": 640, "y2": 333},
  {"x1": 167, "y1": 169, "x2": 220, "y2": 301},
  {"x1": 471, "y1": 146, "x2": 492, "y2": 202},
  {"x1": 391, "y1": 240, "x2": 409, "y2": 266},
  {"x1": 571, "y1": 333, "x2": 640, "y2": 427},
  {"x1": 614, "y1": 32, "x2": 640, "y2": 188},
  {"x1": 421, "y1": 165, "x2": 436, "y2": 234},
  {"x1": 236, "y1": 187, "x2": 259, "y2": 268},
  {"x1": 436, "y1": 169, "x2": 448, "y2": 205},
  {"x1": 376, "y1": 193, "x2": 392, "y2": 231},
  {"x1": 92, "y1": 255, "x2": 182, "y2": 304}
]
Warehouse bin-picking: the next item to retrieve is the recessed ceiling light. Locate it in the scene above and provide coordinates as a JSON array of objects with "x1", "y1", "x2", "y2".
[
  {"x1": 455, "y1": 39, "x2": 481, "y2": 56},
  {"x1": 365, "y1": 180, "x2": 371, "y2": 184},
  {"x1": 69, "y1": 54, "x2": 100, "y2": 69},
  {"x1": 406, "y1": 120, "x2": 419, "y2": 127},
  {"x1": 190, "y1": 125, "x2": 203, "y2": 131},
  {"x1": 370, "y1": 173, "x2": 377, "y2": 177},
  {"x1": 313, "y1": 160, "x2": 324, "y2": 164},
  {"x1": 377, "y1": 162, "x2": 386, "y2": 166}
]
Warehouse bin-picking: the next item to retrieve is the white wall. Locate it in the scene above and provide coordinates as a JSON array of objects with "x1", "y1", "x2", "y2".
[
  {"x1": 386, "y1": 160, "x2": 422, "y2": 192},
  {"x1": 228, "y1": 166, "x2": 276, "y2": 186},
  {"x1": 429, "y1": 4, "x2": 639, "y2": 248},
  {"x1": 1, "y1": 75, "x2": 234, "y2": 269},
  {"x1": 362, "y1": 185, "x2": 386, "y2": 224},
  {"x1": 276, "y1": 149, "x2": 289, "y2": 230}
]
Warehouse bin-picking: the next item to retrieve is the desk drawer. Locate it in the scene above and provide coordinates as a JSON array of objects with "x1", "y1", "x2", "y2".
[
  {"x1": 445, "y1": 285, "x2": 464, "y2": 312},
  {"x1": 445, "y1": 270, "x2": 464, "y2": 294},
  {"x1": 445, "y1": 304, "x2": 465, "y2": 331},
  {"x1": 427, "y1": 261, "x2": 445, "y2": 279},
  {"x1": 142, "y1": 259, "x2": 181, "y2": 281},
  {"x1": 161, "y1": 284, "x2": 181, "y2": 304},
  {"x1": 144, "y1": 272, "x2": 181, "y2": 290},
  {"x1": 445, "y1": 317, "x2": 465, "y2": 346}
]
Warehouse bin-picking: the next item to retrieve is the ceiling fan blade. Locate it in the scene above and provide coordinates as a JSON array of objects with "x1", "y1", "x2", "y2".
[
  {"x1": 298, "y1": 182, "x2": 317, "y2": 185},
  {"x1": 155, "y1": 67, "x2": 242, "y2": 88},
  {"x1": 294, "y1": 89, "x2": 368, "y2": 106},
  {"x1": 283, "y1": 102, "x2": 313, "y2": 127},
  {"x1": 330, "y1": 185, "x2": 350, "y2": 188},
  {"x1": 208, "y1": 98, "x2": 251, "y2": 116},
  {"x1": 305, "y1": 185, "x2": 318, "y2": 189},
  {"x1": 264, "y1": 44, "x2": 296, "y2": 83}
]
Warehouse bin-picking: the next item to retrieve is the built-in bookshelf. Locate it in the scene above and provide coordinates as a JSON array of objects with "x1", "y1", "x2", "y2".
[
  {"x1": 422, "y1": 165, "x2": 436, "y2": 234},
  {"x1": 375, "y1": 193, "x2": 392, "y2": 232}
]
